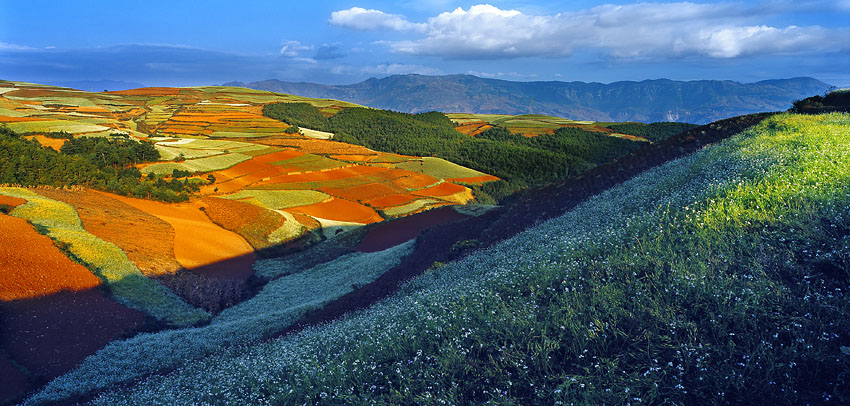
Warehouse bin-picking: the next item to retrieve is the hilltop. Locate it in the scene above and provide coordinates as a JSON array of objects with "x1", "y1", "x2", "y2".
[{"x1": 225, "y1": 74, "x2": 831, "y2": 124}]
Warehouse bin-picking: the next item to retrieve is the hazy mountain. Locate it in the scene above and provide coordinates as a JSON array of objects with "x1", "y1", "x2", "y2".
[{"x1": 224, "y1": 75, "x2": 830, "y2": 124}]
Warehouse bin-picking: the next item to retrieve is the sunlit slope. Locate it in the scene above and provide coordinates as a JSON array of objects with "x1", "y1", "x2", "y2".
[
  {"x1": 0, "y1": 80, "x2": 490, "y2": 243},
  {"x1": 27, "y1": 112, "x2": 849, "y2": 404}
]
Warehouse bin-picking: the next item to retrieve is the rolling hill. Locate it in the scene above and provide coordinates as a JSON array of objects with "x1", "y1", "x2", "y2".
[{"x1": 224, "y1": 74, "x2": 831, "y2": 124}]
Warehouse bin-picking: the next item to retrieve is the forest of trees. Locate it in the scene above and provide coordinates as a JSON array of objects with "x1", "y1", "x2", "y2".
[
  {"x1": 0, "y1": 126, "x2": 197, "y2": 202},
  {"x1": 605, "y1": 122, "x2": 699, "y2": 142},
  {"x1": 263, "y1": 102, "x2": 332, "y2": 131},
  {"x1": 264, "y1": 103, "x2": 652, "y2": 201}
]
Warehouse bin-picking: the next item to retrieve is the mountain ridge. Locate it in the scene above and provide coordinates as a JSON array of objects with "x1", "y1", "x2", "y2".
[{"x1": 224, "y1": 74, "x2": 830, "y2": 124}]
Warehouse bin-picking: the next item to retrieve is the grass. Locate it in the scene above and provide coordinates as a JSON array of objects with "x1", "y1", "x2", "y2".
[
  {"x1": 28, "y1": 112, "x2": 847, "y2": 405},
  {"x1": 381, "y1": 198, "x2": 439, "y2": 217},
  {"x1": 271, "y1": 153, "x2": 348, "y2": 171},
  {"x1": 394, "y1": 157, "x2": 489, "y2": 180},
  {"x1": 142, "y1": 153, "x2": 251, "y2": 175},
  {"x1": 25, "y1": 241, "x2": 415, "y2": 404},
  {"x1": 0, "y1": 188, "x2": 209, "y2": 327},
  {"x1": 4, "y1": 120, "x2": 110, "y2": 134},
  {"x1": 220, "y1": 189, "x2": 329, "y2": 210}
]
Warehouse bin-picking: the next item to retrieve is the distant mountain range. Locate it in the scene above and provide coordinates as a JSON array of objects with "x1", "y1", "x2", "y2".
[{"x1": 224, "y1": 75, "x2": 830, "y2": 124}]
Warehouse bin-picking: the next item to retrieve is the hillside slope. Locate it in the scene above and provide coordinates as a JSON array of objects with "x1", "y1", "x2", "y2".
[
  {"x1": 27, "y1": 113, "x2": 849, "y2": 404},
  {"x1": 226, "y1": 75, "x2": 830, "y2": 123}
]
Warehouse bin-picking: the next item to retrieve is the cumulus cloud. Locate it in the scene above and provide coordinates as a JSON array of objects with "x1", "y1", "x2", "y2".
[
  {"x1": 330, "y1": 7, "x2": 426, "y2": 32},
  {"x1": 333, "y1": 2, "x2": 850, "y2": 60}
]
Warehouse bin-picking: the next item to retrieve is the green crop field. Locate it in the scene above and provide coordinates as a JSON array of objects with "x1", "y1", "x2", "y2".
[
  {"x1": 272, "y1": 153, "x2": 348, "y2": 171},
  {"x1": 394, "y1": 157, "x2": 489, "y2": 180},
  {"x1": 142, "y1": 153, "x2": 252, "y2": 175},
  {"x1": 221, "y1": 189, "x2": 329, "y2": 210}
]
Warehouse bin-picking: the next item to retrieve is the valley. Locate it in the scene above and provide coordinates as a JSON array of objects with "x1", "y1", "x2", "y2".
[{"x1": 0, "y1": 80, "x2": 847, "y2": 405}]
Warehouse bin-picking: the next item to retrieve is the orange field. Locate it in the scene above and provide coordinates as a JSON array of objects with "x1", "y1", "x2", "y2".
[
  {"x1": 260, "y1": 165, "x2": 385, "y2": 185},
  {"x1": 393, "y1": 172, "x2": 441, "y2": 189},
  {"x1": 318, "y1": 182, "x2": 401, "y2": 203},
  {"x1": 26, "y1": 135, "x2": 67, "y2": 151},
  {"x1": 364, "y1": 193, "x2": 417, "y2": 209},
  {"x1": 0, "y1": 214, "x2": 102, "y2": 302},
  {"x1": 104, "y1": 192, "x2": 256, "y2": 279},
  {"x1": 37, "y1": 189, "x2": 182, "y2": 277},
  {"x1": 201, "y1": 196, "x2": 287, "y2": 249},
  {"x1": 202, "y1": 150, "x2": 304, "y2": 194},
  {"x1": 0, "y1": 195, "x2": 26, "y2": 208},
  {"x1": 412, "y1": 182, "x2": 469, "y2": 198},
  {"x1": 455, "y1": 120, "x2": 493, "y2": 136},
  {"x1": 286, "y1": 197, "x2": 384, "y2": 223}
]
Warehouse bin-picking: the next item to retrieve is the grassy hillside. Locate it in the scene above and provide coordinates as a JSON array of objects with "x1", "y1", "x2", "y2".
[{"x1": 27, "y1": 113, "x2": 849, "y2": 404}]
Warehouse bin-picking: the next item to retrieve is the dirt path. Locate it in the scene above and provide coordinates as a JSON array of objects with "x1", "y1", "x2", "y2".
[{"x1": 102, "y1": 193, "x2": 256, "y2": 280}]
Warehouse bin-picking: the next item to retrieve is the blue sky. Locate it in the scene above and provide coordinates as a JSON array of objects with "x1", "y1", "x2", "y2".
[{"x1": 1, "y1": 0, "x2": 848, "y2": 87}]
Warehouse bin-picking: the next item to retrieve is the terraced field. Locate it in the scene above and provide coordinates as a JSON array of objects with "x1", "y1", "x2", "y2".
[{"x1": 448, "y1": 112, "x2": 638, "y2": 139}]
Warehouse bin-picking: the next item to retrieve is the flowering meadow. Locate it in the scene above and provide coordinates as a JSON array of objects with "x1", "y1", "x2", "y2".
[{"x1": 26, "y1": 113, "x2": 850, "y2": 404}]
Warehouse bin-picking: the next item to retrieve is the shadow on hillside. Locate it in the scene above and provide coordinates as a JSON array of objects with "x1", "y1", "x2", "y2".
[{"x1": 1, "y1": 112, "x2": 777, "y2": 405}]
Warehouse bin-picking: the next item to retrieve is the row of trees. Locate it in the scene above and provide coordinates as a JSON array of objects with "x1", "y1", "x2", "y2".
[
  {"x1": 0, "y1": 126, "x2": 196, "y2": 202},
  {"x1": 605, "y1": 122, "x2": 699, "y2": 143}
]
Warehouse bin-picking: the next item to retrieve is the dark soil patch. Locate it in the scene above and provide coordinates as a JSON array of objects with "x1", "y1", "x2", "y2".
[
  {"x1": 0, "y1": 289, "x2": 145, "y2": 399},
  {"x1": 356, "y1": 206, "x2": 468, "y2": 253}
]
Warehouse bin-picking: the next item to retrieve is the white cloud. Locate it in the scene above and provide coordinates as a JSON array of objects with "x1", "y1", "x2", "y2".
[
  {"x1": 333, "y1": 3, "x2": 850, "y2": 60},
  {"x1": 280, "y1": 40, "x2": 312, "y2": 57},
  {"x1": 363, "y1": 63, "x2": 442, "y2": 75},
  {"x1": 330, "y1": 7, "x2": 426, "y2": 32},
  {"x1": 0, "y1": 42, "x2": 34, "y2": 51}
]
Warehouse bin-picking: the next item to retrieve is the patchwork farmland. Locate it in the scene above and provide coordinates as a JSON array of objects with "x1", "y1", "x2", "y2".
[{"x1": 5, "y1": 78, "x2": 801, "y2": 405}]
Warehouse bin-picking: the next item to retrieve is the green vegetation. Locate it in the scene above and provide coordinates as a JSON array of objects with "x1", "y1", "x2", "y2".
[
  {"x1": 40, "y1": 113, "x2": 848, "y2": 405},
  {"x1": 0, "y1": 187, "x2": 209, "y2": 326},
  {"x1": 271, "y1": 153, "x2": 347, "y2": 171},
  {"x1": 221, "y1": 189, "x2": 329, "y2": 210},
  {"x1": 60, "y1": 134, "x2": 159, "y2": 167},
  {"x1": 394, "y1": 157, "x2": 490, "y2": 180},
  {"x1": 263, "y1": 106, "x2": 646, "y2": 200},
  {"x1": 141, "y1": 153, "x2": 251, "y2": 175},
  {"x1": 605, "y1": 121, "x2": 699, "y2": 142},
  {"x1": 0, "y1": 126, "x2": 195, "y2": 202},
  {"x1": 792, "y1": 88, "x2": 850, "y2": 111},
  {"x1": 263, "y1": 102, "x2": 331, "y2": 131}
]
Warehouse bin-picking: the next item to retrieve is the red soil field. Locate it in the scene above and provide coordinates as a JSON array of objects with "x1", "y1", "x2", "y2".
[
  {"x1": 0, "y1": 195, "x2": 26, "y2": 208},
  {"x1": 330, "y1": 154, "x2": 378, "y2": 162},
  {"x1": 26, "y1": 135, "x2": 67, "y2": 151},
  {"x1": 0, "y1": 214, "x2": 101, "y2": 302},
  {"x1": 364, "y1": 193, "x2": 417, "y2": 209},
  {"x1": 201, "y1": 197, "x2": 286, "y2": 249},
  {"x1": 104, "y1": 192, "x2": 256, "y2": 280},
  {"x1": 412, "y1": 182, "x2": 468, "y2": 198},
  {"x1": 318, "y1": 182, "x2": 401, "y2": 202},
  {"x1": 446, "y1": 175, "x2": 500, "y2": 184},
  {"x1": 455, "y1": 121, "x2": 492, "y2": 136},
  {"x1": 287, "y1": 197, "x2": 384, "y2": 224},
  {"x1": 393, "y1": 173, "x2": 441, "y2": 189},
  {"x1": 260, "y1": 165, "x2": 385, "y2": 185},
  {"x1": 356, "y1": 206, "x2": 468, "y2": 253},
  {"x1": 37, "y1": 189, "x2": 182, "y2": 277},
  {"x1": 203, "y1": 150, "x2": 305, "y2": 194}
]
